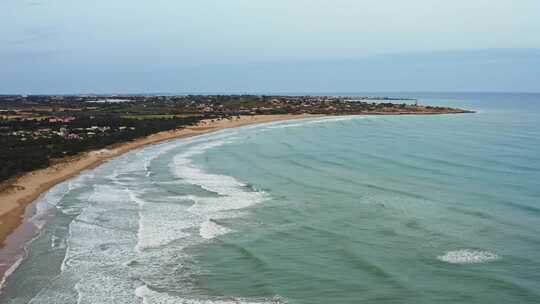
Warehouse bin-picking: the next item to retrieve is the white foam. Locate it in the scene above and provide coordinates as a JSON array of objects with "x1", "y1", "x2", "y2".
[
  {"x1": 187, "y1": 192, "x2": 265, "y2": 214},
  {"x1": 74, "y1": 274, "x2": 137, "y2": 304},
  {"x1": 267, "y1": 123, "x2": 305, "y2": 129},
  {"x1": 31, "y1": 176, "x2": 80, "y2": 220},
  {"x1": 265, "y1": 116, "x2": 365, "y2": 130},
  {"x1": 61, "y1": 184, "x2": 139, "y2": 272},
  {"x1": 0, "y1": 256, "x2": 24, "y2": 291},
  {"x1": 437, "y1": 249, "x2": 500, "y2": 264},
  {"x1": 130, "y1": 189, "x2": 194, "y2": 251},
  {"x1": 200, "y1": 220, "x2": 232, "y2": 240},
  {"x1": 0, "y1": 174, "x2": 92, "y2": 292},
  {"x1": 48, "y1": 181, "x2": 143, "y2": 303},
  {"x1": 126, "y1": 135, "x2": 253, "y2": 251},
  {"x1": 135, "y1": 285, "x2": 280, "y2": 304},
  {"x1": 50, "y1": 234, "x2": 66, "y2": 249},
  {"x1": 28, "y1": 127, "x2": 275, "y2": 303},
  {"x1": 170, "y1": 138, "x2": 267, "y2": 245}
]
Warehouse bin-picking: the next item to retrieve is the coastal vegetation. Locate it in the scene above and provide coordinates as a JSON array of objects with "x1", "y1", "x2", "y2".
[{"x1": 0, "y1": 94, "x2": 470, "y2": 183}]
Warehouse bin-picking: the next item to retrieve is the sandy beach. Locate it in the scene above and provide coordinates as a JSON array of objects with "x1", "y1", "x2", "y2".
[{"x1": 0, "y1": 114, "x2": 320, "y2": 249}]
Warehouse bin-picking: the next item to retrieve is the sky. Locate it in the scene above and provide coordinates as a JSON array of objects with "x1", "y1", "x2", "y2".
[{"x1": 1, "y1": 0, "x2": 539, "y2": 94}]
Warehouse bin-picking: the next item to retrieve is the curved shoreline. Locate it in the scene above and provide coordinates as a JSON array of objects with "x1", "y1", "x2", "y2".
[
  {"x1": 0, "y1": 114, "x2": 324, "y2": 289},
  {"x1": 0, "y1": 110, "x2": 473, "y2": 291},
  {"x1": 0, "y1": 115, "x2": 323, "y2": 243},
  {"x1": 0, "y1": 110, "x2": 474, "y2": 249}
]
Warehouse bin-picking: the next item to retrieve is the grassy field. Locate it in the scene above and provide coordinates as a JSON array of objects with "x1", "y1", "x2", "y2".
[
  {"x1": 121, "y1": 114, "x2": 196, "y2": 120},
  {"x1": 0, "y1": 115, "x2": 51, "y2": 121}
]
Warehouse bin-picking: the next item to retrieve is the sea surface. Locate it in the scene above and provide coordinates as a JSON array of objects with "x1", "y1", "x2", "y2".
[{"x1": 1, "y1": 93, "x2": 540, "y2": 303}]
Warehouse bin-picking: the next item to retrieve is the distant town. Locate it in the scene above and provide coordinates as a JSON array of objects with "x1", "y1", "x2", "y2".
[{"x1": 0, "y1": 94, "x2": 471, "y2": 182}]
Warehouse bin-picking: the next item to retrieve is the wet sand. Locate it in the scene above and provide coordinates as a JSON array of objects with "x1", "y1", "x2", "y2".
[
  {"x1": 0, "y1": 114, "x2": 320, "y2": 248},
  {"x1": 0, "y1": 110, "x2": 472, "y2": 289}
]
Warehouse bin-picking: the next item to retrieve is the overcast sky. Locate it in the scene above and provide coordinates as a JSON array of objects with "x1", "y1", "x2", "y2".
[{"x1": 1, "y1": 0, "x2": 539, "y2": 93}]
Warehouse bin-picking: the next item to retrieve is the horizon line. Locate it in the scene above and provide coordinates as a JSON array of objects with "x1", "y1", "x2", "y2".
[{"x1": 1, "y1": 91, "x2": 540, "y2": 97}]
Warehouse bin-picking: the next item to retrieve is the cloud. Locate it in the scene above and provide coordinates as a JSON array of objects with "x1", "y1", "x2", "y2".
[
  {"x1": 26, "y1": 1, "x2": 45, "y2": 6},
  {"x1": 3, "y1": 30, "x2": 52, "y2": 45}
]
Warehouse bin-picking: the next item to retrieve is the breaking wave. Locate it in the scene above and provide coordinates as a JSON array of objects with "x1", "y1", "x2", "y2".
[
  {"x1": 437, "y1": 249, "x2": 501, "y2": 264},
  {"x1": 135, "y1": 285, "x2": 284, "y2": 304}
]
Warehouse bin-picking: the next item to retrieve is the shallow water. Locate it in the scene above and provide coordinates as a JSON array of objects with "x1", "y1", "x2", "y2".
[{"x1": 1, "y1": 93, "x2": 540, "y2": 303}]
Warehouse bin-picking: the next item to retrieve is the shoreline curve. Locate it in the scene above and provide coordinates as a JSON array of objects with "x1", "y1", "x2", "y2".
[{"x1": 0, "y1": 114, "x2": 323, "y2": 289}]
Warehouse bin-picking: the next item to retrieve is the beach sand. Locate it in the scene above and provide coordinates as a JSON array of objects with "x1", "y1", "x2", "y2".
[{"x1": 0, "y1": 114, "x2": 320, "y2": 248}]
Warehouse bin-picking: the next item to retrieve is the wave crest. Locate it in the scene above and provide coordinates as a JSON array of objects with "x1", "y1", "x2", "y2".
[{"x1": 437, "y1": 249, "x2": 500, "y2": 264}]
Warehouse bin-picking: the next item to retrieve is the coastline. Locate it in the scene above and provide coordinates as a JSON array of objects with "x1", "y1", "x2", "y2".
[
  {"x1": 0, "y1": 114, "x2": 331, "y2": 291},
  {"x1": 0, "y1": 114, "x2": 322, "y2": 247},
  {"x1": 0, "y1": 110, "x2": 473, "y2": 291},
  {"x1": 0, "y1": 110, "x2": 474, "y2": 249}
]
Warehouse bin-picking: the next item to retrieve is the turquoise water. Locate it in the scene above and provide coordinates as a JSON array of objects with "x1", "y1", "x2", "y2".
[{"x1": 1, "y1": 93, "x2": 540, "y2": 303}]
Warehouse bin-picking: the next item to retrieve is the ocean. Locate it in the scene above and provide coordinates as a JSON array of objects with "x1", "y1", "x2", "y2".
[{"x1": 1, "y1": 93, "x2": 539, "y2": 303}]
